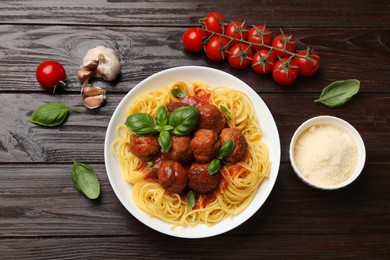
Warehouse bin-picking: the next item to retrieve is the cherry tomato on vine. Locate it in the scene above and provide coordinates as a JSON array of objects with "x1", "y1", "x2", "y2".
[
  {"x1": 36, "y1": 60, "x2": 67, "y2": 92},
  {"x1": 293, "y1": 49, "x2": 321, "y2": 77},
  {"x1": 248, "y1": 25, "x2": 272, "y2": 51},
  {"x1": 225, "y1": 21, "x2": 248, "y2": 43},
  {"x1": 228, "y1": 43, "x2": 253, "y2": 69},
  {"x1": 204, "y1": 35, "x2": 230, "y2": 62},
  {"x1": 252, "y1": 49, "x2": 276, "y2": 75},
  {"x1": 202, "y1": 12, "x2": 225, "y2": 34},
  {"x1": 271, "y1": 33, "x2": 296, "y2": 58},
  {"x1": 182, "y1": 27, "x2": 207, "y2": 52},
  {"x1": 272, "y1": 58, "x2": 299, "y2": 85}
]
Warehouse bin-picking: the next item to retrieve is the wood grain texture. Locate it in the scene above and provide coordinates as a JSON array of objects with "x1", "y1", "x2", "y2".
[
  {"x1": 0, "y1": 162, "x2": 388, "y2": 237},
  {"x1": 1, "y1": 234, "x2": 389, "y2": 259},
  {"x1": 0, "y1": 0, "x2": 389, "y2": 28},
  {"x1": 0, "y1": 25, "x2": 389, "y2": 93}
]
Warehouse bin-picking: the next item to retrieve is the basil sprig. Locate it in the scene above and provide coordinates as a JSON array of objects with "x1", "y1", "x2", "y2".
[
  {"x1": 125, "y1": 105, "x2": 199, "y2": 152},
  {"x1": 208, "y1": 140, "x2": 235, "y2": 175},
  {"x1": 186, "y1": 190, "x2": 195, "y2": 210},
  {"x1": 171, "y1": 88, "x2": 186, "y2": 98},
  {"x1": 71, "y1": 160, "x2": 100, "y2": 200},
  {"x1": 30, "y1": 102, "x2": 81, "y2": 127},
  {"x1": 314, "y1": 79, "x2": 360, "y2": 108},
  {"x1": 220, "y1": 105, "x2": 231, "y2": 120}
]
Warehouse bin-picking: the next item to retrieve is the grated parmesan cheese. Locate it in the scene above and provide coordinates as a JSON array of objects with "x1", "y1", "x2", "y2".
[{"x1": 294, "y1": 124, "x2": 357, "y2": 186}]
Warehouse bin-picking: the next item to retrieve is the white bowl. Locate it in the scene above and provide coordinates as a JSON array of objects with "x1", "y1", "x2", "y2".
[
  {"x1": 104, "y1": 66, "x2": 281, "y2": 238},
  {"x1": 289, "y1": 116, "x2": 366, "y2": 190}
]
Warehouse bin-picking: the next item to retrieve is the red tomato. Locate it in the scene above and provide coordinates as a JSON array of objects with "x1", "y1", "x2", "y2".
[
  {"x1": 272, "y1": 58, "x2": 299, "y2": 85},
  {"x1": 293, "y1": 49, "x2": 321, "y2": 77},
  {"x1": 248, "y1": 25, "x2": 272, "y2": 50},
  {"x1": 204, "y1": 35, "x2": 230, "y2": 62},
  {"x1": 202, "y1": 12, "x2": 225, "y2": 34},
  {"x1": 252, "y1": 49, "x2": 276, "y2": 74},
  {"x1": 36, "y1": 60, "x2": 66, "y2": 92},
  {"x1": 182, "y1": 27, "x2": 207, "y2": 52},
  {"x1": 271, "y1": 33, "x2": 296, "y2": 58},
  {"x1": 225, "y1": 21, "x2": 248, "y2": 43},
  {"x1": 228, "y1": 43, "x2": 253, "y2": 69}
]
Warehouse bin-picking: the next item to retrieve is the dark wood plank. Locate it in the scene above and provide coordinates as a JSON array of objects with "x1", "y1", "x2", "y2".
[
  {"x1": 0, "y1": 25, "x2": 389, "y2": 93},
  {"x1": 0, "y1": 0, "x2": 389, "y2": 28},
  {"x1": 0, "y1": 162, "x2": 388, "y2": 237},
  {"x1": 1, "y1": 234, "x2": 389, "y2": 259},
  {"x1": 0, "y1": 93, "x2": 387, "y2": 163}
]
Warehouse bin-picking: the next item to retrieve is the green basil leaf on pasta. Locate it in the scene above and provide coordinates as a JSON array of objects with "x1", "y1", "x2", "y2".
[
  {"x1": 314, "y1": 79, "x2": 360, "y2": 108},
  {"x1": 30, "y1": 102, "x2": 80, "y2": 127},
  {"x1": 169, "y1": 106, "x2": 199, "y2": 136},
  {"x1": 171, "y1": 88, "x2": 186, "y2": 98},
  {"x1": 158, "y1": 130, "x2": 172, "y2": 152},
  {"x1": 186, "y1": 190, "x2": 195, "y2": 210},
  {"x1": 156, "y1": 105, "x2": 169, "y2": 126},
  {"x1": 71, "y1": 160, "x2": 100, "y2": 200},
  {"x1": 220, "y1": 105, "x2": 231, "y2": 120},
  {"x1": 147, "y1": 161, "x2": 155, "y2": 172},
  {"x1": 208, "y1": 159, "x2": 221, "y2": 175},
  {"x1": 218, "y1": 140, "x2": 235, "y2": 159},
  {"x1": 125, "y1": 113, "x2": 158, "y2": 135}
]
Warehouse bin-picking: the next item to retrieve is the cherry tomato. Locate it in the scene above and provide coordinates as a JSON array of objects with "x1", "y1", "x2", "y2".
[
  {"x1": 248, "y1": 25, "x2": 272, "y2": 51},
  {"x1": 272, "y1": 58, "x2": 299, "y2": 85},
  {"x1": 293, "y1": 49, "x2": 321, "y2": 77},
  {"x1": 252, "y1": 49, "x2": 276, "y2": 74},
  {"x1": 204, "y1": 35, "x2": 230, "y2": 62},
  {"x1": 228, "y1": 43, "x2": 253, "y2": 69},
  {"x1": 202, "y1": 12, "x2": 225, "y2": 34},
  {"x1": 36, "y1": 60, "x2": 66, "y2": 92},
  {"x1": 271, "y1": 33, "x2": 296, "y2": 58},
  {"x1": 182, "y1": 27, "x2": 207, "y2": 52},
  {"x1": 225, "y1": 21, "x2": 248, "y2": 43}
]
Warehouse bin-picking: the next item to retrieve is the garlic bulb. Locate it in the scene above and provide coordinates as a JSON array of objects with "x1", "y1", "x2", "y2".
[{"x1": 81, "y1": 46, "x2": 121, "y2": 81}]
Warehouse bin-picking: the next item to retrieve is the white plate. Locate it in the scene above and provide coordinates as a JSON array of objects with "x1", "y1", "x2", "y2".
[{"x1": 104, "y1": 66, "x2": 280, "y2": 238}]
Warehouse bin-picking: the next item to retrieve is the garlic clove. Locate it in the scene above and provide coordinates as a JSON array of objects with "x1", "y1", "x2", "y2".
[
  {"x1": 83, "y1": 94, "x2": 106, "y2": 109},
  {"x1": 83, "y1": 60, "x2": 99, "y2": 70},
  {"x1": 81, "y1": 46, "x2": 121, "y2": 82},
  {"x1": 77, "y1": 69, "x2": 95, "y2": 82},
  {"x1": 82, "y1": 85, "x2": 106, "y2": 97}
]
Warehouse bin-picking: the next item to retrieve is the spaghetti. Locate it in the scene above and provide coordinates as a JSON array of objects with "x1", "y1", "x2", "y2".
[{"x1": 112, "y1": 80, "x2": 270, "y2": 227}]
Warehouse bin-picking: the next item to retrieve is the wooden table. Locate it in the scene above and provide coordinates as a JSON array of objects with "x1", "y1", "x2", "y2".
[{"x1": 1, "y1": 0, "x2": 389, "y2": 258}]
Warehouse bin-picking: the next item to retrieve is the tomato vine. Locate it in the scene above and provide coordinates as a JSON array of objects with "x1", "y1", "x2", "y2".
[{"x1": 182, "y1": 12, "x2": 321, "y2": 85}]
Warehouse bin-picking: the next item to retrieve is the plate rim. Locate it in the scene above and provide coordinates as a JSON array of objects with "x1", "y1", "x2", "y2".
[{"x1": 104, "y1": 65, "x2": 281, "y2": 238}]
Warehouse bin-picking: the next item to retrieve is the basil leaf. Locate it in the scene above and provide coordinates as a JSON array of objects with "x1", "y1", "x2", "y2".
[
  {"x1": 169, "y1": 106, "x2": 199, "y2": 136},
  {"x1": 186, "y1": 190, "x2": 195, "y2": 210},
  {"x1": 218, "y1": 140, "x2": 235, "y2": 159},
  {"x1": 125, "y1": 113, "x2": 158, "y2": 136},
  {"x1": 30, "y1": 102, "x2": 80, "y2": 127},
  {"x1": 147, "y1": 161, "x2": 155, "y2": 172},
  {"x1": 171, "y1": 88, "x2": 186, "y2": 98},
  {"x1": 208, "y1": 159, "x2": 221, "y2": 175},
  {"x1": 71, "y1": 160, "x2": 100, "y2": 200},
  {"x1": 314, "y1": 79, "x2": 360, "y2": 108},
  {"x1": 156, "y1": 106, "x2": 169, "y2": 126},
  {"x1": 158, "y1": 130, "x2": 171, "y2": 152},
  {"x1": 220, "y1": 105, "x2": 231, "y2": 120}
]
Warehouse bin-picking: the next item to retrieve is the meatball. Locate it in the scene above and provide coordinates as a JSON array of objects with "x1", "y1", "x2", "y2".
[
  {"x1": 219, "y1": 128, "x2": 248, "y2": 163},
  {"x1": 198, "y1": 104, "x2": 226, "y2": 134},
  {"x1": 191, "y1": 129, "x2": 220, "y2": 163},
  {"x1": 130, "y1": 135, "x2": 160, "y2": 161},
  {"x1": 164, "y1": 135, "x2": 192, "y2": 163},
  {"x1": 188, "y1": 163, "x2": 221, "y2": 194},
  {"x1": 166, "y1": 102, "x2": 189, "y2": 113},
  {"x1": 157, "y1": 160, "x2": 188, "y2": 194}
]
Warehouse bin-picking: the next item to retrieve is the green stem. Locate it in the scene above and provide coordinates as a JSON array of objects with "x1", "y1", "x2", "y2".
[{"x1": 200, "y1": 27, "x2": 316, "y2": 64}]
